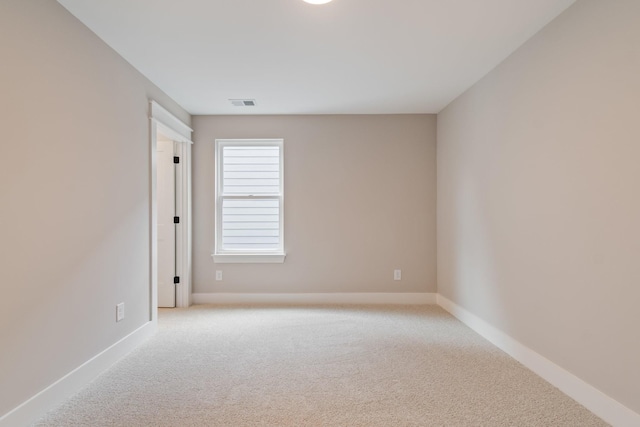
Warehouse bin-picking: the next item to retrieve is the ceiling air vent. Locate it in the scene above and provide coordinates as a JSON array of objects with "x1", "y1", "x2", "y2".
[{"x1": 230, "y1": 99, "x2": 256, "y2": 107}]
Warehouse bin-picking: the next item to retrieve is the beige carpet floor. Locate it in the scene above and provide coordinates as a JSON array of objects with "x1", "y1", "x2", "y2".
[{"x1": 35, "y1": 305, "x2": 607, "y2": 426}]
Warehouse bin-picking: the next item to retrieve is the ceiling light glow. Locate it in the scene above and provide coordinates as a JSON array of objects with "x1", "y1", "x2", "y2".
[{"x1": 303, "y1": 0, "x2": 333, "y2": 4}]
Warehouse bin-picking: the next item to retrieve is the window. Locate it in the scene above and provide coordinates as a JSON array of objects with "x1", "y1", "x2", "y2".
[{"x1": 213, "y1": 139, "x2": 285, "y2": 263}]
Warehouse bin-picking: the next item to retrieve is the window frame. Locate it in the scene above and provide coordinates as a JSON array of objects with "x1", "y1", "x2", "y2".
[{"x1": 212, "y1": 138, "x2": 285, "y2": 264}]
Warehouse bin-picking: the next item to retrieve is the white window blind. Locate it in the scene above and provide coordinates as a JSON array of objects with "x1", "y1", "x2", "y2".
[{"x1": 215, "y1": 140, "x2": 284, "y2": 260}]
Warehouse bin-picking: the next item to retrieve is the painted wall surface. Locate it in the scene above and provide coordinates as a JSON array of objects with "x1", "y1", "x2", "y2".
[
  {"x1": 0, "y1": 0, "x2": 189, "y2": 417},
  {"x1": 437, "y1": 0, "x2": 640, "y2": 414},
  {"x1": 193, "y1": 115, "x2": 436, "y2": 294}
]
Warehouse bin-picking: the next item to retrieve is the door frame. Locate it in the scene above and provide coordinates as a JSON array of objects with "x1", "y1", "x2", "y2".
[{"x1": 149, "y1": 100, "x2": 193, "y2": 320}]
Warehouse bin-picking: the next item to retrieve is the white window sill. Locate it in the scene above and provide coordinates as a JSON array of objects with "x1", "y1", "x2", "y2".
[{"x1": 212, "y1": 253, "x2": 286, "y2": 264}]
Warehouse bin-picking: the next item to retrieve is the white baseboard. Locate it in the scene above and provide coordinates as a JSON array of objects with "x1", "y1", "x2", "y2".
[
  {"x1": 437, "y1": 295, "x2": 640, "y2": 427},
  {"x1": 0, "y1": 321, "x2": 156, "y2": 427},
  {"x1": 192, "y1": 292, "x2": 437, "y2": 305}
]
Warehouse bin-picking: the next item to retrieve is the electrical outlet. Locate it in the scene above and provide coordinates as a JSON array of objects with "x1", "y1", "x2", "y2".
[
  {"x1": 216, "y1": 270, "x2": 223, "y2": 281},
  {"x1": 394, "y1": 270, "x2": 402, "y2": 281},
  {"x1": 116, "y1": 303, "x2": 125, "y2": 322}
]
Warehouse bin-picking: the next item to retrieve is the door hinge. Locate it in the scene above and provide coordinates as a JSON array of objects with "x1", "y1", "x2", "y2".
[
  {"x1": 174, "y1": 276, "x2": 180, "y2": 284},
  {"x1": 174, "y1": 216, "x2": 180, "y2": 224},
  {"x1": 173, "y1": 156, "x2": 180, "y2": 164}
]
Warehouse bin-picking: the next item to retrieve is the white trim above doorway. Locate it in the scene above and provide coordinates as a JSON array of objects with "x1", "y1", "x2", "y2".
[{"x1": 150, "y1": 101, "x2": 192, "y2": 141}]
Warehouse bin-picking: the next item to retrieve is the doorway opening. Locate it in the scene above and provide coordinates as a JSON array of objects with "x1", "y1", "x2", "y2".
[
  {"x1": 157, "y1": 132, "x2": 177, "y2": 307},
  {"x1": 150, "y1": 101, "x2": 193, "y2": 319}
]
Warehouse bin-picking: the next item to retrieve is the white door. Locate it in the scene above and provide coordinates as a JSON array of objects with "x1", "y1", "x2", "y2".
[{"x1": 157, "y1": 138, "x2": 176, "y2": 308}]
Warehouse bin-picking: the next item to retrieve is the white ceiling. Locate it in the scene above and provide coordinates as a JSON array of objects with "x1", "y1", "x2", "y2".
[{"x1": 57, "y1": 0, "x2": 575, "y2": 115}]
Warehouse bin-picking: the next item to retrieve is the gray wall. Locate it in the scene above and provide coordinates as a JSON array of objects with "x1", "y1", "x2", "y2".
[
  {"x1": 193, "y1": 115, "x2": 437, "y2": 294},
  {"x1": 437, "y1": 0, "x2": 640, "y2": 414},
  {"x1": 0, "y1": 0, "x2": 189, "y2": 417}
]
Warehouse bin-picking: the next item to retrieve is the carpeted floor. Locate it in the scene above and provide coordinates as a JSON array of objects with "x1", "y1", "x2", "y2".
[{"x1": 35, "y1": 305, "x2": 607, "y2": 426}]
